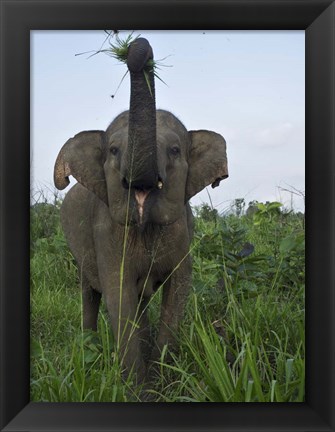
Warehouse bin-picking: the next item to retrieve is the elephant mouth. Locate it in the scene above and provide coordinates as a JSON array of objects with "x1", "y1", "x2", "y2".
[
  {"x1": 123, "y1": 178, "x2": 163, "y2": 226},
  {"x1": 120, "y1": 176, "x2": 164, "y2": 226},
  {"x1": 134, "y1": 189, "x2": 151, "y2": 224}
]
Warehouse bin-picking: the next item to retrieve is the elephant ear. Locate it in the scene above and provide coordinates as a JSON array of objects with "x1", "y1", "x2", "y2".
[
  {"x1": 54, "y1": 131, "x2": 108, "y2": 205},
  {"x1": 186, "y1": 130, "x2": 228, "y2": 201}
]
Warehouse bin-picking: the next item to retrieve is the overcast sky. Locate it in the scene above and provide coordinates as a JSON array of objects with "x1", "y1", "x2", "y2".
[{"x1": 31, "y1": 30, "x2": 305, "y2": 212}]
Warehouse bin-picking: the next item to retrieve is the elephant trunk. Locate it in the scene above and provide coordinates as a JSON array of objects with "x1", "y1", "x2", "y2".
[{"x1": 125, "y1": 38, "x2": 159, "y2": 190}]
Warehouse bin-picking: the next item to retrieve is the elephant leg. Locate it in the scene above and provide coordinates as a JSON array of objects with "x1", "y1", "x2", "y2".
[
  {"x1": 138, "y1": 297, "x2": 151, "y2": 362},
  {"x1": 81, "y1": 274, "x2": 101, "y2": 331},
  {"x1": 151, "y1": 256, "x2": 192, "y2": 361},
  {"x1": 101, "y1": 272, "x2": 146, "y2": 382}
]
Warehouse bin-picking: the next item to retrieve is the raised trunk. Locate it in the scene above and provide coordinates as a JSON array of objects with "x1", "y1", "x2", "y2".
[{"x1": 125, "y1": 38, "x2": 158, "y2": 190}]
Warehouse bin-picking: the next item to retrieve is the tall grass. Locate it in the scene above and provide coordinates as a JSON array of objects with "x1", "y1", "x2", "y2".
[{"x1": 30, "y1": 197, "x2": 305, "y2": 402}]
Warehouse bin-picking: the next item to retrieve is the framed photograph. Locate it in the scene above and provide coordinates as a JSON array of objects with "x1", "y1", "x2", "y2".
[{"x1": 1, "y1": 1, "x2": 334, "y2": 431}]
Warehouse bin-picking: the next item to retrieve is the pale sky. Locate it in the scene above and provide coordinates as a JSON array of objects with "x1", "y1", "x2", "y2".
[{"x1": 31, "y1": 30, "x2": 305, "y2": 212}]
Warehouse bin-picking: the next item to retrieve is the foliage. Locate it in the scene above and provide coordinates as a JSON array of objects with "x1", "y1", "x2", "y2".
[
  {"x1": 231, "y1": 198, "x2": 246, "y2": 217},
  {"x1": 30, "y1": 202, "x2": 60, "y2": 250},
  {"x1": 102, "y1": 32, "x2": 139, "y2": 63},
  {"x1": 100, "y1": 32, "x2": 169, "y2": 84},
  {"x1": 193, "y1": 203, "x2": 218, "y2": 222},
  {"x1": 154, "y1": 296, "x2": 304, "y2": 402},
  {"x1": 252, "y1": 201, "x2": 282, "y2": 225},
  {"x1": 30, "y1": 199, "x2": 305, "y2": 402},
  {"x1": 76, "y1": 31, "x2": 168, "y2": 98}
]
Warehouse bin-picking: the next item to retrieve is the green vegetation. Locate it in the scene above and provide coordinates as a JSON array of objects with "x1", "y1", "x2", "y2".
[
  {"x1": 30, "y1": 197, "x2": 305, "y2": 402},
  {"x1": 76, "y1": 32, "x2": 168, "y2": 98}
]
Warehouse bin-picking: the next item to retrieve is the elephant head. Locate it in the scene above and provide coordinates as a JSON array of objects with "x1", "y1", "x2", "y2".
[{"x1": 54, "y1": 38, "x2": 228, "y2": 228}]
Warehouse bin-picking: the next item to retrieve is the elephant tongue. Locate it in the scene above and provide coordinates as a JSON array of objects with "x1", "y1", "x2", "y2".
[{"x1": 135, "y1": 190, "x2": 150, "y2": 223}]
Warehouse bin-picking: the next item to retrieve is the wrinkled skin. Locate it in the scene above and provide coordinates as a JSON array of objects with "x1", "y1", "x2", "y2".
[{"x1": 54, "y1": 38, "x2": 228, "y2": 382}]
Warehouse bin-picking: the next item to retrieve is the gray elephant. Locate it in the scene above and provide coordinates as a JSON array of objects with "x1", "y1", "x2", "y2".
[{"x1": 54, "y1": 38, "x2": 228, "y2": 382}]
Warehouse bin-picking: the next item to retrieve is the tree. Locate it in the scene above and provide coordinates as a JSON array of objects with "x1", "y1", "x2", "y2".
[
  {"x1": 246, "y1": 200, "x2": 259, "y2": 217},
  {"x1": 232, "y1": 198, "x2": 245, "y2": 217},
  {"x1": 195, "y1": 203, "x2": 219, "y2": 222}
]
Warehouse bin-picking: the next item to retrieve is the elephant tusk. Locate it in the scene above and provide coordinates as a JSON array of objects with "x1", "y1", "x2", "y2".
[{"x1": 157, "y1": 181, "x2": 163, "y2": 189}]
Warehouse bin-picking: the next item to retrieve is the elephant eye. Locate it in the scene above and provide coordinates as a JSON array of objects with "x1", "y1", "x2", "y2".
[
  {"x1": 110, "y1": 146, "x2": 119, "y2": 156},
  {"x1": 169, "y1": 145, "x2": 180, "y2": 156}
]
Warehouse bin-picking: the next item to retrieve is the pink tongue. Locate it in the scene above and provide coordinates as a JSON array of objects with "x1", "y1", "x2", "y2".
[
  {"x1": 135, "y1": 190, "x2": 150, "y2": 207},
  {"x1": 135, "y1": 190, "x2": 150, "y2": 221}
]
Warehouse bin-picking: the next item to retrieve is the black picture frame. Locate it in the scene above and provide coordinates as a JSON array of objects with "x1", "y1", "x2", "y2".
[{"x1": 1, "y1": 1, "x2": 334, "y2": 431}]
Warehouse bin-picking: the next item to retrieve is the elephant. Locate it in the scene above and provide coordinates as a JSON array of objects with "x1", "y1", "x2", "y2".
[{"x1": 54, "y1": 37, "x2": 228, "y2": 382}]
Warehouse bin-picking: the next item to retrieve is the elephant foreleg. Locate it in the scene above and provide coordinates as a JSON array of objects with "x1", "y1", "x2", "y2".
[
  {"x1": 81, "y1": 275, "x2": 101, "y2": 331},
  {"x1": 101, "y1": 272, "x2": 147, "y2": 382},
  {"x1": 138, "y1": 297, "x2": 152, "y2": 362},
  {"x1": 152, "y1": 256, "x2": 192, "y2": 360}
]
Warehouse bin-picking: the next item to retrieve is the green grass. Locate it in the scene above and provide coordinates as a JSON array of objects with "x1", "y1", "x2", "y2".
[
  {"x1": 30, "y1": 200, "x2": 305, "y2": 402},
  {"x1": 75, "y1": 32, "x2": 169, "y2": 99}
]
